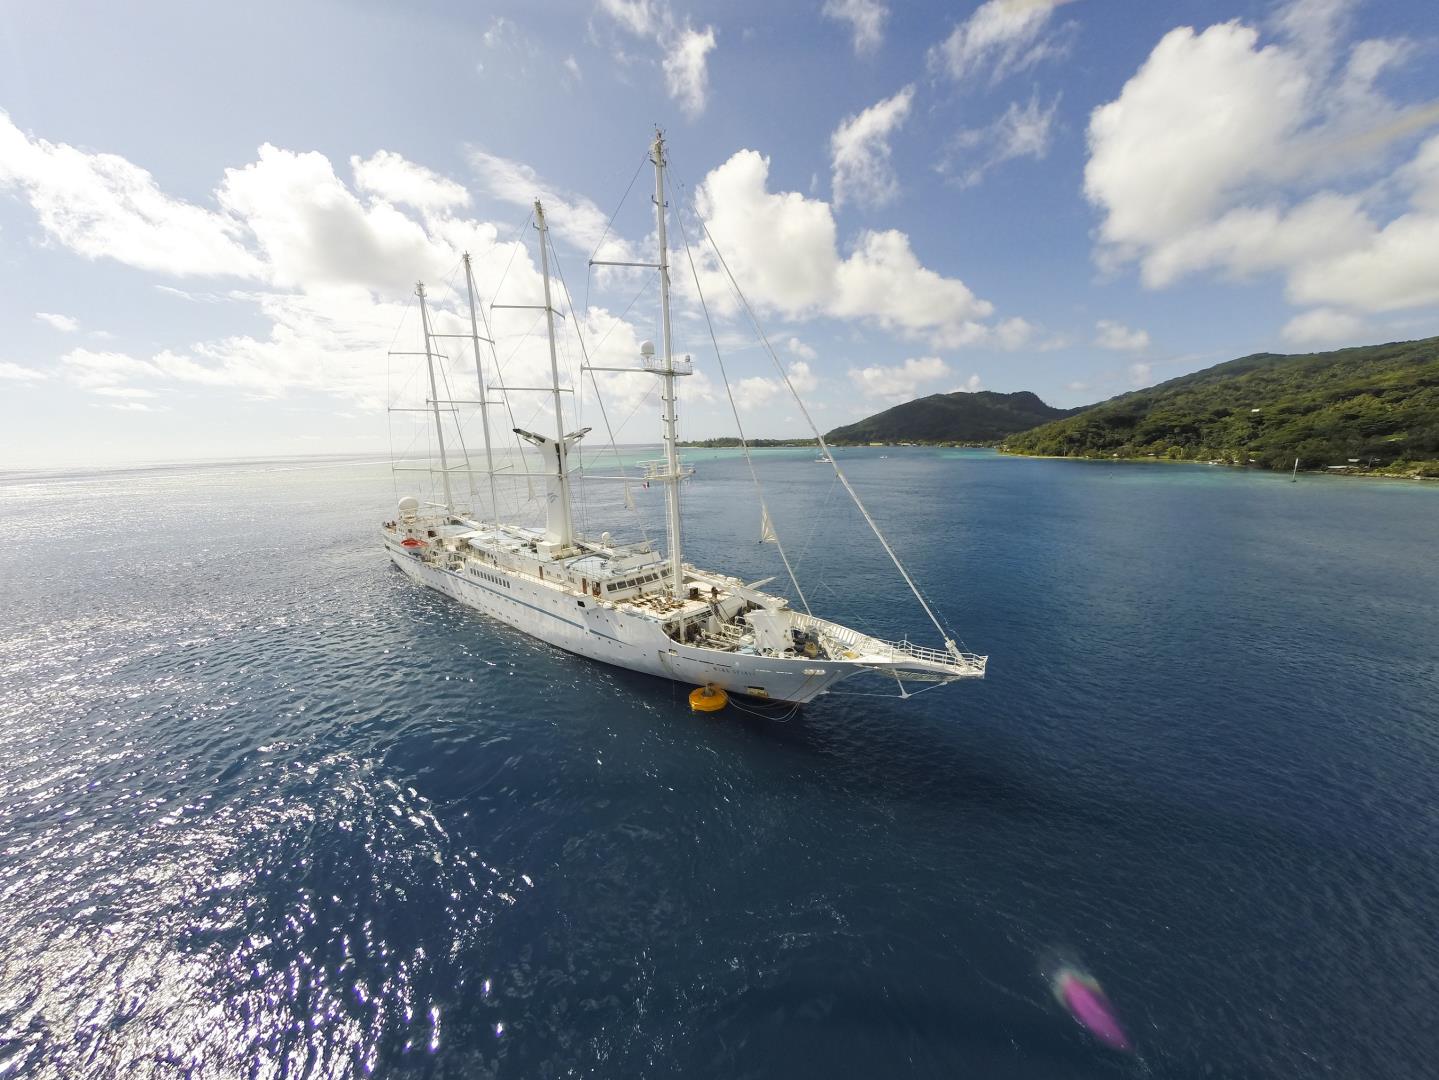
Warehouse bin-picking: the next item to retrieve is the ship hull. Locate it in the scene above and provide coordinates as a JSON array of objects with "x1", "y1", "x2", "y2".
[{"x1": 385, "y1": 540, "x2": 858, "y2": 705}]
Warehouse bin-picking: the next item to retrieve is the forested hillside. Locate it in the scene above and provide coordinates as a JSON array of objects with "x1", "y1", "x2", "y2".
[
  {"x1": 1001, "y1": 338, "x2": 1439, "y2": 472},
  {"x1": 824, "y1": 390, "x2": 1077, "y2": 444}
]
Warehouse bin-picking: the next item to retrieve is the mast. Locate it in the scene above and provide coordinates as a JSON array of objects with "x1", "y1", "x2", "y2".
[
  {"x1": 652, "y1": 130, "x2": 684, "y2": 597},
  {"x1": 462, "y1": 252, "x2": 499, "y2": 519},
  {"x1": 417, "y1": 282, "x2": 453, "y2": 512},
  {"x1": 535, "y1": 200, "x2": 575, "y2": 549}
]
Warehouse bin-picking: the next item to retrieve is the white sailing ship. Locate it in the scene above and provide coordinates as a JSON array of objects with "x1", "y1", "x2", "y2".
[{"x1": 381, "y1": 132, "x2": 986, "y2": 705}]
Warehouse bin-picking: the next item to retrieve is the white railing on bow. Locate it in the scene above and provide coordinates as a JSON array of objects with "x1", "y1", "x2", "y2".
[{"x1": 790, "y1": 614, "x2": 987, "y2": 676}]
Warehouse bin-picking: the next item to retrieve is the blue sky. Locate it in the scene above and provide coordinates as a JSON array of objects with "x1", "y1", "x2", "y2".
[{"x1": 2, "y1": 0, "x2": 1437, "y2": 466}]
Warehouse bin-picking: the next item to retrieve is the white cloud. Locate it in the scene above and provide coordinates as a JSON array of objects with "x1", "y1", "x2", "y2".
[
  {"x1": 830, "y1": 85, "x2": 914, "y2": 208},
  {"x1": 958, "y1": 373, "x2": 983, "y2": 392},
  {"x1": 35, "y1": 311, "x2": 79, "y2": 332},
  {"x1": 1086, "y1": 23, "x2": 1311, "y2": 266},
  {"x1": 1127, "y1": 361, "x2": 1153, "y2": 387},
  {"x1": 663, "y1": 26, "x2": 718, "y2": 119},
  {"x1": 596, "y1": 1, "x2": 718, "y2": 119},
  {"x1": 0, "y1": 109, "x2": 263, "y2": 278},
  {"x1": 1065, "y1": 379, "x2": 1090, "y2": 392},
  {"x1": 92, "y1": 385, "x2": 158, "y2": 399},
  {"x1": 597, "y1": 0, "x2": 660, "y2": 37},
  {"x1": 467, "y1": 147, "x2": 634, "y2": 262},
  {"x1": 1286, "y1": 199, "x2": 1439, "y2": 311},
  {"x1": 848, "y1": 356, "x2": 950, "y2": 402},
  {"x1": 787, "y1": 359, "x2": 819, "y2": 393},
  {"x1": 483, "y1": 16, "x2": 515, "y2": 47},
  {"x1": 732, "y1": 375, "x2": 781, "y2": 409},
  {"x1": 692, "y1": 149, "x2": 840, "y2": 315},
  {"x1": 60, "y1": 348, "x2": 162, "y2": 389},
  {"x1": 822, "y1": 0, "x2": 889, "y2": 56},
  {"x1": 727, "y1": 361, "x2": 818, "y2": 409},
  {"x1": 564, "y1": 55, "x2": 582, "y2": 81},
  {"x1": 1085, "y1": 11, "x2": 1439, "y2": 315},
  {"x1": 943, "y1": 92, "x2": 1059, "y2": 187},
  {"x1": 929, "y1": 0, "x2": 1076, "y2": 84},
  {"x1": 0, "y1": 112, "x2": 696, "y2": 470},
  {"x1": 351, "y1": 150, "x2": 471, "y2": 213},
  {"x1": 1094, "y1": 319, "x2": 1151, "y2": 351},
  {"x1": 219, "y1": 144, "x2": 458, "y2": 294},
  {"x1": 692, "y1": 149, "x2": 999, "y2": 348},
  {"x1": 831, "y1": 228, "x2": 994, "y2": 344},
  {"x1": 992, "y1": 316, "x2": 1037, "y2": 350},
  {"x1": 1281, "y1": 307, "x2": 1365, "y2": 346},
  {"x1": 1272, "y1": 0, "x2": 1355, "y2": 69},
  {"x1": 785, "y1": 336, "x2": 817, "y2": 360},
  {"x1": 0, "y1": 361, "x2": 47, "y2": 382}
]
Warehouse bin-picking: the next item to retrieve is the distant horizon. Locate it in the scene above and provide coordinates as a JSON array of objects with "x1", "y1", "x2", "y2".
[{"x1": 3, "y1": 0, "x2": 1436, "y2": 467}]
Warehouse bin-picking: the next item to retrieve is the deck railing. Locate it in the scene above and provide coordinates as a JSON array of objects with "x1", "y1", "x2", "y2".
[{"x1": 789, "y1": 613, "x2": 987, "y2": 676}]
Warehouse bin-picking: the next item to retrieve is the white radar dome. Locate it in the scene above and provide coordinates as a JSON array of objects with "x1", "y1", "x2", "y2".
[
  {"x1": 397, "y1": 496, "x2": 420, "y2": 515},
  {"x1": 639, "y1": 340, "x2": 656, "y2": 357}
]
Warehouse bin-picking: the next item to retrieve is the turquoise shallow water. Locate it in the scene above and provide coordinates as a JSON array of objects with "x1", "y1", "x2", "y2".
[{"x1": 1, "y1": 448, "x2": 1436, "y2": 1078}]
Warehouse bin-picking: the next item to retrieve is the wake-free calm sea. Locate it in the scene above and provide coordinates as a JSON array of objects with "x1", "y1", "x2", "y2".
[{"x1": 1, "y1": 448, "x2": 1436, "y2": 1079}]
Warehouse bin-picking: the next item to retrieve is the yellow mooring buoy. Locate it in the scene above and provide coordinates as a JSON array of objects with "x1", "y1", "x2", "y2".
[{"x1": 689, "y1": 684, "x2": 728, "y2": 713}]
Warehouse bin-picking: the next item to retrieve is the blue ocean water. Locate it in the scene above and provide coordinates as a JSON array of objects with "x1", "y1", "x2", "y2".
[{"x1": 1, "y1": 448, "x2": 1436, "y2": 1079}]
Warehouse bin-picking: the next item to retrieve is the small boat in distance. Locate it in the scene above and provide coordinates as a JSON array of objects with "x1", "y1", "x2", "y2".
[{"x1": 381, "y1": 132, "x2": 986, "y2": 705}]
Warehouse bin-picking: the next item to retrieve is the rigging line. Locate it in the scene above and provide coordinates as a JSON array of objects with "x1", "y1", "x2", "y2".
[
  {"x1": 386, "y1": 290, "x2": 423, "y2": 506},
  {"x1": 587, "y1": 150, "x2": 651, "y2": 268},
  {"x1": 470, "y1": 257, "x2": 509, "y2": 520},
  {"x1": 492, "y1": 306, "x2": 547, "y2": 502},
  {"x1": 472, "y1": 267, "x2": 532, "y2": 516},
  {"x1": 584, "y1": 149, "x2": 651, "y2": 313},
  {"x1": 726, "y1": 695, "x2": 801, "y2": 723},
  {"x1": 607, "y1": 379, "x2": 662, "y2": 449},
  {"x1": 490, "y1": 206, "x2": 535, "y2": 320},
  {"x1": 545, "y1": 230, "x2": 652, "y2": 544},
  {"x1": 695, "y1": 213, "x2": 961, "y2": 655},
  {"x1": 585, "y1": 269, "x2": 659, "y2": 361},
  {"x1": 792, "y1": 470, "x2": 841, "y2": 576},
  {"x1": 435, "y1": 348, "x2": 476, "y2": 507},
  {"x1": 667, "y1": 174, "x2": 810, "y2": 615}
]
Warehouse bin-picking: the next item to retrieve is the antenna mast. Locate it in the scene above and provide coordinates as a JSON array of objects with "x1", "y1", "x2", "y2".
[
  {"x1": 462, "y1": 253, "x2": 500, "y2": 519},
  {"x1": 417, "y1": 282, "x2": 453, "y2": 513},
  {"x1": 652, "y1": 130, "x2": 685, "y2": 597},
  {"x1": 535, "y1": 200, "x2": 576, "y2": 550}
]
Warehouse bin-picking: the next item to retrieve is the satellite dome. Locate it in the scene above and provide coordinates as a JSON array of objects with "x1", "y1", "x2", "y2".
[
  {"x1": 639, "y1": 340, "x2": 656, "y2": 357},
  {"x1": 398, "y1": 496, "x2": 420, "y2": 517}
]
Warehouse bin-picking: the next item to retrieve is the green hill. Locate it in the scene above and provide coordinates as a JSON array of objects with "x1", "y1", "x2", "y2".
[
  {"x1": 1001, "y1": 337, "x2": 1439, "y2": 473},
  {"x1": 824, "y1": 390, "x2": 1079, "y2": 444}
]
